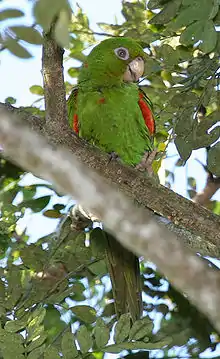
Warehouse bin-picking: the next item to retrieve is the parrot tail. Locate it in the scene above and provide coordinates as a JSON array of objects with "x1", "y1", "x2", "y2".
[{"x1": 104, "y1": 231, "x2": 143, "y2": 323}]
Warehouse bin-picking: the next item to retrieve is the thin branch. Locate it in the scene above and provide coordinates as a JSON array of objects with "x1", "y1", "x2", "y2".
[
  {"x1": 42, "y1": 23, "x2": 69, "y2": 139},
  {"x1": 193, "y1": 173, "x2": 220, "y2": 206},
  {"x1": 0, "y1": 110, "x2": 220, "y2": 333}
]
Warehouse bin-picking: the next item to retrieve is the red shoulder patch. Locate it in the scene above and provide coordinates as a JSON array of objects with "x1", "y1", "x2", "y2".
[
  {"x1": 73, "y1": 113, "x2": 79, "y2": 134},
  {"x1": 138, "y1": 93, "x2": 155, "y2": 135}
]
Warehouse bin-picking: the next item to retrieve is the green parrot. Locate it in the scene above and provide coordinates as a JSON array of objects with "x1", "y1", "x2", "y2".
[{"x1": 67, "y1": 37, "x2": 155, "y2": 322}]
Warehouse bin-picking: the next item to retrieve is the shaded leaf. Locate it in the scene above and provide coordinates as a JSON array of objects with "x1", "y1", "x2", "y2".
[
  {"x1": 175, "y1": 136, "x2": 192, "y2": 162},
  {"x1": 54, "y1": 10, "x2": 70, "y2": 48},
  {"x1": 129, "y1": 317, "x2": 153, "y2": 341},
  {"x1": 43, "y1": 209, "x2": 62, "y2": 218},
  {"x1": 180, "y1": 20, "x2": 217, "y2": 54},
  {"x1": 27, "y1": 344, "x2": 46, "y2": 359},
  {"x1": 94, "y1": 318, "x2": 110, "y2": 348},
  {"x1": 103, "y1": 339, "x2": 170, "y2": 353},
  {"x1": 34, "y1": 0, "x2": 69, "y2": 31},
  {"x1": 71, "y1": 305, "x2": 96, "y2": 324},
  {"x1": 5, "y1": 97, "x2": 16, "y2": 104},
  {"x1": 5, "y1": 319, "x2": 27, "y2": 333},
  {"x1": 114, "y1": 313, "x2": 131, "y2": 344},
  {"x1": 149, "y1": 0, "x2": 181, "y2": 24},
  {"x1": 44, "y1": 346, "x2": 60, "y2": 359},
  {"x1": 10, "y1": 26, "x2": 42, "y2": 45},
  {"x1": 4, "y1": 38, "x2": 32, "y2": 58},
  {"x1": 88, "y1": 260, "x2": 107, "y2": 276},
  {"x1": 76, "y1": 325, "x2": 93, "y2": 354},
  {"x1": 207, "y1": 142, "x2": 220, "y2": 176},
  {"x1": 21, "y1": 195, "x2": 51, "y2": 212},
  {"x1": 61, "y1": 331, "x2": 79, "y2": 358},
  {"x1": 0, "y1": 9, "x2": 24, "y2": 21},
  {"x1": 26, "y1": 333, "x2": 47, "y2": 353}
]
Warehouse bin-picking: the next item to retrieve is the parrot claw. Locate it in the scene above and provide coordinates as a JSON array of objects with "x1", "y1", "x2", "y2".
[
  {"x1": 108, "y1": 151, "x2": 122, "y2": 164},
  {"x1": 135, "y1": 149, "x2": 158, "y2": 176}
]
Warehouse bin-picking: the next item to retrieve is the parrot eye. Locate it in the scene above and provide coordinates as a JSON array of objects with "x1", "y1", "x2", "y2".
[{"x1": 114, "y1": 47, "x2": 129, "y2": 60}]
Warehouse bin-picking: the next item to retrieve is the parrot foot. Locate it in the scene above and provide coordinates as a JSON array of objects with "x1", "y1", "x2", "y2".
[
  {"x1": 136, "y1": 149, "x2": 158, "y2": 176},
  {"x1": 108, "y1": 151, "x2": 122, "y2": 164}
]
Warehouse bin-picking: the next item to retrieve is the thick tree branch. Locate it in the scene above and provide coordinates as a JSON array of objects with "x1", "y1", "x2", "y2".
[
  {"x1": 0, "y1": 110, "x2": 220, "y2": 332},
  {"x1": 0, "y1": 101, "x2": 219, "y2": 257}
]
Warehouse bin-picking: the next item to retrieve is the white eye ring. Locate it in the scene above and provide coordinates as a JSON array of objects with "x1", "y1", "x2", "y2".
[{"x1": 114, "y1": 47, "x2": 129, "y2": 60}]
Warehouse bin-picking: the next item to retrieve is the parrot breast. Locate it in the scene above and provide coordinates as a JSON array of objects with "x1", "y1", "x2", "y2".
[{"x1": 76, "y1": 83, "x2": 153, "y2": 166}]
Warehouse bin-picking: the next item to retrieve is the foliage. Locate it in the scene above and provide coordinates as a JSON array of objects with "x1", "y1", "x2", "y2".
[{"x1": 0, "y1": 0, "x2": 220, "y2": 358}]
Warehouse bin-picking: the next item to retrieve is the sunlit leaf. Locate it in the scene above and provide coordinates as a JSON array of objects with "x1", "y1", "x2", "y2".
[{"x1": 29, "y1": 85, "x2": 44, "y2": 95}]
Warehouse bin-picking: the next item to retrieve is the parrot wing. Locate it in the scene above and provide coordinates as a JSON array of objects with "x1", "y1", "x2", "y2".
[
  {"x1": 138, "y1": 87, "x2": 155, "y2": 136},
  {"x1": 67, "y1": 86, "x2": 79, "y2": 134},
  {"x1": 67, "y1": 86, "x2": 155, "y2": 137}
]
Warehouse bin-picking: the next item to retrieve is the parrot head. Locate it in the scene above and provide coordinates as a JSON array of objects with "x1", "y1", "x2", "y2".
[{"x1": 78, "y1": 37, "x2": 147, "y2": 88}]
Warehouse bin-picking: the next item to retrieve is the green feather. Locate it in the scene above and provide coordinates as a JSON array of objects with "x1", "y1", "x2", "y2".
[{"x1": 68, "y1": 37, "x2": 155, "y2": 322}]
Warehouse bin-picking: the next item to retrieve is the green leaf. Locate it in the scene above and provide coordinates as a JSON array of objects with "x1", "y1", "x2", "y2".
[
  {"x1": 180, "y1": 20, "x2": 217, "y2": 54},
  {"x1": 104, "y1": 340, "x2": 167, "y2": 353},
  {"x1": 4, "y1": 38, "x2": 32, "y2": 58},
  {"x1": 68, "y1": 67, "x2": 80, "y2": 78},
  {"x1": 172, "y1": 0, "x2": 219, "y2": 30},
  {"x1": 192, "y1": 112, "x2": 220, "y2": 149},
  {"x1": 27, "y1": 344, "x2": 46, "y2": 359},
  {"x1": 188, "y1": 189, "x2": 197, "y2": 199},
  {"x1": 158, "y1": 44, "x2": 181, "y2": 66},
  {"x1": 44, "y1": 346, "x2": 60, "y2": 359},
  {"x1": 34, "y1": 0, "x2": 71, "y2": 32},
  {"x1": 149, "y1": 0, "x2": 181, "y2": 24},
  {"x1": 90, "y1": 228, "x2": 107, "y2": 258},
  {"x1": 29, "y1": 85, "x2": 44, "y2": 95},
  {"x1": 114, "y1": 313, "x2": 131, "y2": 344},
  {"x1": 54, "y1": 10, "x2": 70, "y2": 48},
  {"x1": 5, "y1": 319, "x2": 27, "y2": 333},
  {"x1": 76, "y1": 325, "x2": 93, "y2": 354},
  {"x1": 71, "y1": 305, "x2": 96, "y2": 324},
  {"x1": 43, "y1": 209, "x2": 62, "y2": 218},
  {"x1": 53, "y1": 204, "x2": 65, "y2": 211},
  {"x1": 148, "y1": 0, "x2": 165, "y2": 10},
  {"x1": 129, "y1": 317, "x2": 153, "y2": 341},
  {"x1": 5, "y1": 97, "x2": 16, "y2": 104},
  {"x1": 21, "y1": 195, "x2": 51, "y2": 212},
  {"x1": 10, "y1": 26, "x2": 42, "y2": 45},
  {"x1": 26, "y1": 333, "x2": 47, "y2": 353},
  {"x1": 0, "y1": 9, "x2": 24, "y2": 21},
  {"x1": 61, "y1": 331, "x2": 79, "y2": 358},
  {"x1": 207, "y1": 142, "x2": 220, "y2": 176},
  {"x1": 188, "y1": 177, "x2": 197, "y2": 189},
  {"x1": 175, "y1": 136, "x2": 192, "y2": 162},
  {"x1": 88, "y1": 260, "x2": 107, "y2": 276},
  {"x1": 94, "y1": 318, "x2": 110, "y2": 348}
]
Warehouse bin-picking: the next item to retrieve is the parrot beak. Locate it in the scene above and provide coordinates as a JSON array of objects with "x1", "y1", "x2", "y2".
[{"x1": 123, "y1": 57, "x2": 145, "y2": 82}]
